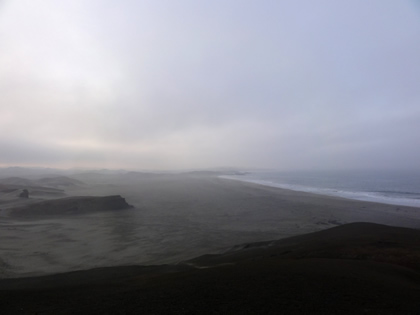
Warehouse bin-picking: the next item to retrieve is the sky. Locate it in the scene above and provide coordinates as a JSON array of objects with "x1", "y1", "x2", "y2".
[{"x1": 0, "y1": 0, "x2": 420, "y2": 171}]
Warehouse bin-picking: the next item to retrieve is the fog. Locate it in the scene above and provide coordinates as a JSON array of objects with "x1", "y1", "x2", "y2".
[{"x1": 1, "y1": 0, "x2": 419, "y2": 170}]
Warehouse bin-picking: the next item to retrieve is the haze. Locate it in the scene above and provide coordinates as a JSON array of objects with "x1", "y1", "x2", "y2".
[{"x1": 1, "y1": 0, "x2": 419, "y2": 170}]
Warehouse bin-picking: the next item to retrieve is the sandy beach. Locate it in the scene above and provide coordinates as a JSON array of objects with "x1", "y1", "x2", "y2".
[
  {"x1": 1, "y1": 173, "x2": 420, "y2": 278},
  {"x1": 1, "y1": 173, "x2": 420, "y2": 313}
]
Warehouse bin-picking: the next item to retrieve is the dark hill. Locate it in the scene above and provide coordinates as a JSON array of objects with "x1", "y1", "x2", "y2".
[
  {"x1": 189, "y1": 222, "x2": 420, "y2": 271},
  {"x1": 0, "y1": 223, "x2": 420, "y2": 314}
]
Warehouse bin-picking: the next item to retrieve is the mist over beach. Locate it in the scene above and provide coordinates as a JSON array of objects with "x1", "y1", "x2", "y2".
[
  {"x1": 1, "y1": 0, "x2": 420, "y2": 313},
  {"x1": 1, "y1": 167, "x2": 418, "y2": 279}
]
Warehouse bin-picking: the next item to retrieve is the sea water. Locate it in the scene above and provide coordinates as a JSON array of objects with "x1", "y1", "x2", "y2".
[{"x1": 222, "y1": 170, "x2": 420, "y2": 208}]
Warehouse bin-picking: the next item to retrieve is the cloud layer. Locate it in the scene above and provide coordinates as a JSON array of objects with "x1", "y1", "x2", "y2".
[{"x1": 1, "y1": 0, "x2": 419, "y2": 170}]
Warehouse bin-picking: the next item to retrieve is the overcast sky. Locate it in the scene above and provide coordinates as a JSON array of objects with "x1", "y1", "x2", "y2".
[{"x1": 0, "y1": 0, "x2": 419, "y2": 170}]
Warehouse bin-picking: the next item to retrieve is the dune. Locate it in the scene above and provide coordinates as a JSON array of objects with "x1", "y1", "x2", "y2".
[
  {"x1": 0, "y1": 222, "x2": 419, "y2": 314},
  {"x1": 0, "y1": 184, "x2": 65, "y2": 212},
  {"x1": 8, "y1": 195, "x2": 133, "y2": 217},
  {"x1": 0, "y1": 175, "x2": 83, "y2": 207},
  {"x1": 34, "y1": 176, "x2": 84, "y2": 188},
  {"x1": 0, "y1": 177, "x2": 34, "y2": 186}
]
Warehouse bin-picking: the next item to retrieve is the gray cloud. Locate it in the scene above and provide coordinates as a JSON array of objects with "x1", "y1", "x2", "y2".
[{"x1": 0, "y1": 0, "x2": 419, "y2": 170}]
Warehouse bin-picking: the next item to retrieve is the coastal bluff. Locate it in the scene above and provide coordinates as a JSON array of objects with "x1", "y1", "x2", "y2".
[{"x1": 9, "y1": 195, "x2": 133, "y2": 217}]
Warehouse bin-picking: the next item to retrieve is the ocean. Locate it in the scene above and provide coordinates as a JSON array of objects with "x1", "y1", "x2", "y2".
[{"x1": 222, "y1": 170, "x2": 420, "y2": 208}]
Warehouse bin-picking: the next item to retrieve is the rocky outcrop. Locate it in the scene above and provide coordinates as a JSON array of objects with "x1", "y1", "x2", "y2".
[
  {"x1": 9, "y1": 195, "x2": 133, "y2": 217},
  {"x1": 19, "y1": 189, "x2": 29, "y2": 198}
]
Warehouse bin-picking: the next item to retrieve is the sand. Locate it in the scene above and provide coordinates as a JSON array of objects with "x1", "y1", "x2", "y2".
[
  {"x1": 0, "y1": 173, "x2": 420, "y2": 313},
  {"x1": 0, "y1": 174, "x2": 420, "y2": 278}
]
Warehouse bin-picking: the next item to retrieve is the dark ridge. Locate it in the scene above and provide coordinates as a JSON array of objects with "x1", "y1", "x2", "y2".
[
  {"x1": 188, "y1": 222, "x2": 420, "y2": 271},
  {"x1": 9, "y1": 195, "x2": 133, "y2": 217},
  {"x1": 1, "y1": 223, "x2": 420, "y2": 314}
]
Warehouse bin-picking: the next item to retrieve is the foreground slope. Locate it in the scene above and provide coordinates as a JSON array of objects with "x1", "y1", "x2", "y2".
[{"x1": 1, "y1": 222, "x2": 419, "y2": 314}]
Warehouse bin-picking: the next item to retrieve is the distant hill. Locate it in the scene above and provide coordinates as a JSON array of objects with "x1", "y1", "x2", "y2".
[
  {"x1": 0, "y1": 176, "x2": 84, "y2": 189},
  {"x1": 0, "y1": 167, "x2": 64, "y2": 179}
]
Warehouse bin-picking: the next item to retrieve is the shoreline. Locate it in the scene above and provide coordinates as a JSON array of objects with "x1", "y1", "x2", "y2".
[{"x1": 219, "y1": 174, "x2": 420, "y2": 208}]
